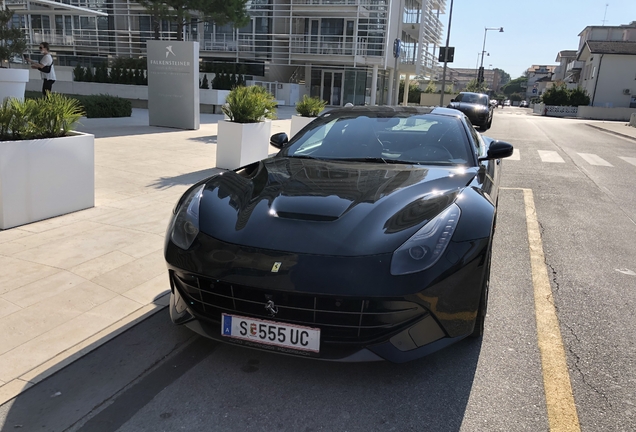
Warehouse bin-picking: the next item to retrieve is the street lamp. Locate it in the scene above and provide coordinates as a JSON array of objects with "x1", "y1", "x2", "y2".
[{"x1": 479, "y1": 27, "x2": 503, "y2": 82}]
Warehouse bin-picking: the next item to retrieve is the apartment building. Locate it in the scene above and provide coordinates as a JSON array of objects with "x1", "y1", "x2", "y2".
[{"x1": 5, "y1": 0, "x2": 446, "y2": 106}]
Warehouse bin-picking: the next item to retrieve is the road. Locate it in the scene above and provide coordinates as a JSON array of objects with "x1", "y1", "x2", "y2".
[{"x1": 1, "y1": 107, "x2": 635, "y2": 432}]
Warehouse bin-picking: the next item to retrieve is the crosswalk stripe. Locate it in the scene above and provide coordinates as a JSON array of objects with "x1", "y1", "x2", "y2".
[
  {"x1": 619, "y1": 157, "x2": 636, "y2": 167},
  {"x1": 508, "y1": 149, "x2": 520, "y2": 160},
  {"x1": 538, "y1": 150, "x2": 565, "y2": 163},
  {"x1": 577, "y1": 153, "x2": 613, "y2": 167}
]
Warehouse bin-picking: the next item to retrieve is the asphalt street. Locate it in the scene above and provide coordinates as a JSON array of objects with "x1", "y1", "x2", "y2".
[{"x1": 1, "y1": 107, "x2": 635, "y2": 432}]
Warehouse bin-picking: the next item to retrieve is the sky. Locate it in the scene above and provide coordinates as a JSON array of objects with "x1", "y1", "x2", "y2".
[{"x1": 441, "y1": 0, "x2": 636, "y2": 78}]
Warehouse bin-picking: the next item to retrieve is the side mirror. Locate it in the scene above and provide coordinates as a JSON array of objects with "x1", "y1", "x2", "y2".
[
  {"x1": 479, "y1": 140, "x2": 514, "y2": 161},
  {"x1": 270, "y1": 132, "x2": 289, "y2": 149},
  {"x1": 450, "y1": 99, "x2": 456, "y2": 103}
]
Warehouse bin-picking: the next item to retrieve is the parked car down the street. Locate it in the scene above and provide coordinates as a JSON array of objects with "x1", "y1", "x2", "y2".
[
  {"x1": 519, "y1": 100, "x2": 529, "y2": 108},
  {"x1": 164, "y1": 106, "x2": 514, "y2": 363},
  {"x1": 447, "y1": 92, "x2": 493, "y2": 131}
]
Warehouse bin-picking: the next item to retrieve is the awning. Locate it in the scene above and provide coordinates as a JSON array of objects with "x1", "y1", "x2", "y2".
[{"x1": 6, "y1": 0, "x2": 108, "y2": 17}]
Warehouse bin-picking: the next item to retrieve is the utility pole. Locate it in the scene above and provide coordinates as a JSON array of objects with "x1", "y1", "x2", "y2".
[{"x1": 439, "y1": 0, "x2": 454, "y2": 106}]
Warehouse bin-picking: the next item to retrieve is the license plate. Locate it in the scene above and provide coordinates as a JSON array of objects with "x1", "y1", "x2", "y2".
[{"x1": 221, "y1": 313, "x2": 320, "y2": 353}]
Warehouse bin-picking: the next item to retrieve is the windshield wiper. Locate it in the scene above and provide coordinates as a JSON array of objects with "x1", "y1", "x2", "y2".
[{"x1": 340, "y1": 157, "x2": 425, "y2": 165}]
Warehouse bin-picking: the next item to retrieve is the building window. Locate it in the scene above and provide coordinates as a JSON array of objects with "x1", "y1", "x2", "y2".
[{"x1": 591, "y1": 66, "x2": 596, "y2": 79}]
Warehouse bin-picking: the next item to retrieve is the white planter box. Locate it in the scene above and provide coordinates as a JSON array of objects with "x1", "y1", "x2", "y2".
[
  {"x1": 0, "y1": 68, "x2": 29, "y2": 102},
  {"x1": 199, "y1": 89, "x2": 230, "y2": 106},
  {"x1": 290, "y1": 115, "x2": 316, "y2": 138},
  {"x1": 216, "y1": 120, "x2": 271, "y2": 170},
  {"x1": 0, "y1": 132, "x2": 95, "y2": 229}
]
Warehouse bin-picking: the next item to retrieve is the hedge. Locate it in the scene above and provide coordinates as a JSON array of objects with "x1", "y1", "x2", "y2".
[{"x1": 26, "y1": 92, "x2": 132, "y2": 118}]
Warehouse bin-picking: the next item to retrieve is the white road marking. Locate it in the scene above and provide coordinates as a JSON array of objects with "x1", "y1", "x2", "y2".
[
  {"x1": 615, "y1": 268, "x2": 636, "y2": 276},
  {"x1": 508, "y1": 149, "x2": 520, "y2": 160},
  {"x1": 538, "y1": 150, "x2": 565, "y2": 163},
  {"x1": 577, "y1": 153, "x2": 613, "y2": 167},
  {"x1": 619, "y1": 157, "x2": 636, "y2": 167}
]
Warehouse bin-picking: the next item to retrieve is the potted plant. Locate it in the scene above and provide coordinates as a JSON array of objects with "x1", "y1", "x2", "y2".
[
  {"x1": 290, "y1": 95, "x2": 326, "y2": 137},
  {"x1": 0, "y1": 7, "x2": 29, "y2": 102},
  {"x1": 0, "y1": 94, "x2": 95, "y2": 229},
  {"x1": 216, "y1": 85, "x2": 277, "y2": 170}
]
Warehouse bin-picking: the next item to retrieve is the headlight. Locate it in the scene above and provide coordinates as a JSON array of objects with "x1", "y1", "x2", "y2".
[
  {"x1": 170, "y1": 185, "x2": 205, "y2": 250},
  {"x1": 390, "y1": 203, "x2": 461, "y2": 275}
]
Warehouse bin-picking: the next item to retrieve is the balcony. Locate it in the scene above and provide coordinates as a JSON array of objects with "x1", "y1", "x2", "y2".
[
  {"x1": 291, "y1": 0, "x2": 387, "y2": 17},
  {"x1": 290, "y1": 35, "x2": 384, "y2": 64},
  {"x1": 566, "y1": 60, "x2": 585, "y2": 72}
]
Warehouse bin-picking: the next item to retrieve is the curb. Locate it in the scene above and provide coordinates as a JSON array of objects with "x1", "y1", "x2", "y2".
[
  {"x1": 585, "y1": 123, "x2": 636, "y2": 142},
  {"x1": 0, "y1": 294, "x2": 170, "y2": 406}
]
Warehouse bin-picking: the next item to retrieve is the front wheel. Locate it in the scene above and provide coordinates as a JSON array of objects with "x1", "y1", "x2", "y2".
[{"x1": 470, "y1": 246, "x2": 492, "y2": 338}]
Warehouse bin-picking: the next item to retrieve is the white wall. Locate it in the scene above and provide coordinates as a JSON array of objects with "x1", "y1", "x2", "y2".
[
  {"x1": 590, "y1": 55, "x2": 636, "y2": 107},
  {"x1": 578, "y1": 106, "x2": 636, "y2": 121}
]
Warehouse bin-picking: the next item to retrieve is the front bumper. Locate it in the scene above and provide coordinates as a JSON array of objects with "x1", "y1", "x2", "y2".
[{"x1": 165, "y1": 233, "x2": 489, "y2": 362}]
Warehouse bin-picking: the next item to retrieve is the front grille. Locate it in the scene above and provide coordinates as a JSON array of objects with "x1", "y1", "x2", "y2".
[{"x1": 172, "y1": 271, "x2": 426, "y2": 343}]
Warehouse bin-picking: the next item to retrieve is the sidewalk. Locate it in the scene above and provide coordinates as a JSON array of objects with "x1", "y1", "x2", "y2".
[
  {"x1": 0, "y1": 108, "x2": 295, "y2": 404},
  {"x1": 585, "y1": 120, "x2": 636, "y2": 142}
]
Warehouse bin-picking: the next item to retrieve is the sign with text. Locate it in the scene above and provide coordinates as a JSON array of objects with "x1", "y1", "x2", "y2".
[{"x1": 147, "y1": 40, "x2": 200, "y2": 130}]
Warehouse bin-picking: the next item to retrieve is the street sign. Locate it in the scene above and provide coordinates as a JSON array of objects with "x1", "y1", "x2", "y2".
[
  {"x1": 393, "y1": 38, "x2": 401, "y2": 58},
  {"x1": 438, "y1": 47, "x2": 455, "y2": 63},
  {"x1": 532, "y1": 88, "x2": 537, "y2": 94}
]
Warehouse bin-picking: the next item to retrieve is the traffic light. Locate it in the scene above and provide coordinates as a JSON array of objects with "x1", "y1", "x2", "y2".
[
  {"x1": 477, "y1": 67, "x2": 485, "y2": 84},
  {"x1": 438, "y1": 47, "x2": 455, "y2": 63}
]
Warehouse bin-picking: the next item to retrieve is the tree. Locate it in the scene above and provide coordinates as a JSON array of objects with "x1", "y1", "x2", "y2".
[
  {"x1": 0, "y1": 7, "x2": 27, "y2": 68},
  {"x1": 502, "y1": 76, "x2": 527, "y2": 96},
  {"x1": 494, "y1": 68, "x2": 511, "y2": 87},
  {"x1": 423, "y1": 80, "x2": 436, "y2": 94},
  {"x1": 465, "y1": 78, "x2": 488, "y2": 93},
  {"x1": 509, "y1": 93, "x2": 523, "y2": 102},
  {"x1": 568, "y1": 87, "x2": 590, "y2": 106},
  {"x1": 136, "y1": 0, "x2": 250, "y2": 41}
]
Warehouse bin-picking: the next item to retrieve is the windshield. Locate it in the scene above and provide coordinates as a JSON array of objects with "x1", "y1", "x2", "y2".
[
  {"x1": 281, "y1": 113, "x2": 472, "y2": 166},
  {"x1": 456, "y1": 93, "x2": 488, "y2": 106}
]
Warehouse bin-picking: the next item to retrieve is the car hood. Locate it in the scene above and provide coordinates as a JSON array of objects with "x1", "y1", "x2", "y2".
[
  {"x1": 448, "y1": 102, "x2": 489, "y2": 113},
  {"x1": 198, "y1": 157, "x2": 478, "y2": 256}
]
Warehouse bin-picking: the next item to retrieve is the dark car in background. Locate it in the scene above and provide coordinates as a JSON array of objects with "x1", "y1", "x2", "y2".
[
  {"x1": 165, "y1": 106, "x2": 513, "y2": 363},
  {"x1": 448, "y1": 92, "x2": 493, "y2": 131}
]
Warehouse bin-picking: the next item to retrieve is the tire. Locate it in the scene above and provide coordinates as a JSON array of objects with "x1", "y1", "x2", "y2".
[{"x1": 470, "y1": 246, "x2": 492, "y2": 338}]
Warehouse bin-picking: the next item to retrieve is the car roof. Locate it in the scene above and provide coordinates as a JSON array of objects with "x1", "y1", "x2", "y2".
[{"x1": 458, "y1": 92, "x2": 488, "y2": 97}]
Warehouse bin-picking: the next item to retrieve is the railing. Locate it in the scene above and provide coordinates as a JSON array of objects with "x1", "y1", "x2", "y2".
[
  {"x1": 290, "y1": 35, "x2": 383, "y2": 57},
  {"x1": 292, "y1": 0, "x2": 387, "y2": 6}
]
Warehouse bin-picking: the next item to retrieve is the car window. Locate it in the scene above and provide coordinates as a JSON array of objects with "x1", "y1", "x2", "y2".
[
  {"x1": 456, "y1": 93, "x2": 488, "y2": 106},
  {"x1": 283, "y1": 113, "x2": 473, "y2": 166}
]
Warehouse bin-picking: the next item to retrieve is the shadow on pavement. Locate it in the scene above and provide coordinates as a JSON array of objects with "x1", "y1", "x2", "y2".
[
  {"x1": 148, "y1": 168, "x2": 223, "y2": 189},
  {"x1": 187, "y1": 135, "x2": 217, "y2": 144}
]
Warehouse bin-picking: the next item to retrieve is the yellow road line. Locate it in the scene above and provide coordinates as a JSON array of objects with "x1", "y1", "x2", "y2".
[{"x1": 502, "y1": 187, "x2": 581, "y2": 431}]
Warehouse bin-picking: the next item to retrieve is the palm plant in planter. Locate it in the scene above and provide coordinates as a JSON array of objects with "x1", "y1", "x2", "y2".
[
  {"x1": 217, "y1": 85, "x2": 277, "y2": 170},
  {"x1": 0, "y1": 94, "x2": 95, "y2": 229},
  {"x1": 0, "y1": 7, "x2": 29, "y2": 102},
  {"x1": 291, "y1": 95, "x2": 326, "y2": 138}
]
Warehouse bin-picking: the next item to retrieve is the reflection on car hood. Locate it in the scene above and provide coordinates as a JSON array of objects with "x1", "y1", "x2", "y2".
[{"x1": 198, "y1": 157, "x2": 478, "y2": 256}]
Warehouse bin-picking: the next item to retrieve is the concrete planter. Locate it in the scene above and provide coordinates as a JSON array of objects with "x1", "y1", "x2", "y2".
[
  {"x1": 290, "y1": 115, "x2": 316, "y2": 138},
  {"x1": 200, "y1": 89, "x2": 230, "y2": 106},
  {"x1": 0, "y1": 68, "x2": 29, "y2": 102},
  {"x1": 0, "y1": 132, "x2": 95, "y2": 229},
  {"x1": 216, "y1": 120, "x2": 272, "y2": 170}
]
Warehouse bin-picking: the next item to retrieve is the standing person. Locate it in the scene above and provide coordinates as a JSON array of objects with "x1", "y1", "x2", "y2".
[{"x1": 27, "y1": 42, "x2": 56, "y2": 95}]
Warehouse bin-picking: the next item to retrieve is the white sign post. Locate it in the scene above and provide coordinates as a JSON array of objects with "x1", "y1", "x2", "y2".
[{"x1": 147, "y1": 40, "x2": 200, "y2": 130}]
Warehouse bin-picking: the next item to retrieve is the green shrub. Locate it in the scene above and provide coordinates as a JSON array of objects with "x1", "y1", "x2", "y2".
[
  {"x1": 222, "y1": 85, "x2": 277, "y2": 123},
  {"x1": 200, "y1": 74, "x2": 209, "y2": 89},
  {"x1": 73, "y1": 64, "x2": 85, "y2": 82},
  {"x1": 25, "y1": 92, "x2": 132, "y2": 118},
  {"x1": 0, "y1": 94, "x2": 84, "y2": 141},
  {"x1": 84, "y1": 66, "x2": 94, "y2": 82},
  {"x1": 568, "y1": 87, "x2": 590, "y2": 106},
  {"x1": 541, "y1": 84, "x2": 570, "y2": 106},
  {"x1": 510, "y1": 93, "x2": 523, "y2": 102},
  {"x1": 75, "y1": 94, "x2": 132, "y2": 118},
  {"x1": 295, "y1": 95, "x2": 326, "y2": 117},
  {"x1": 94, "y1": 63, "x2": 109, "y2": 83}
]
